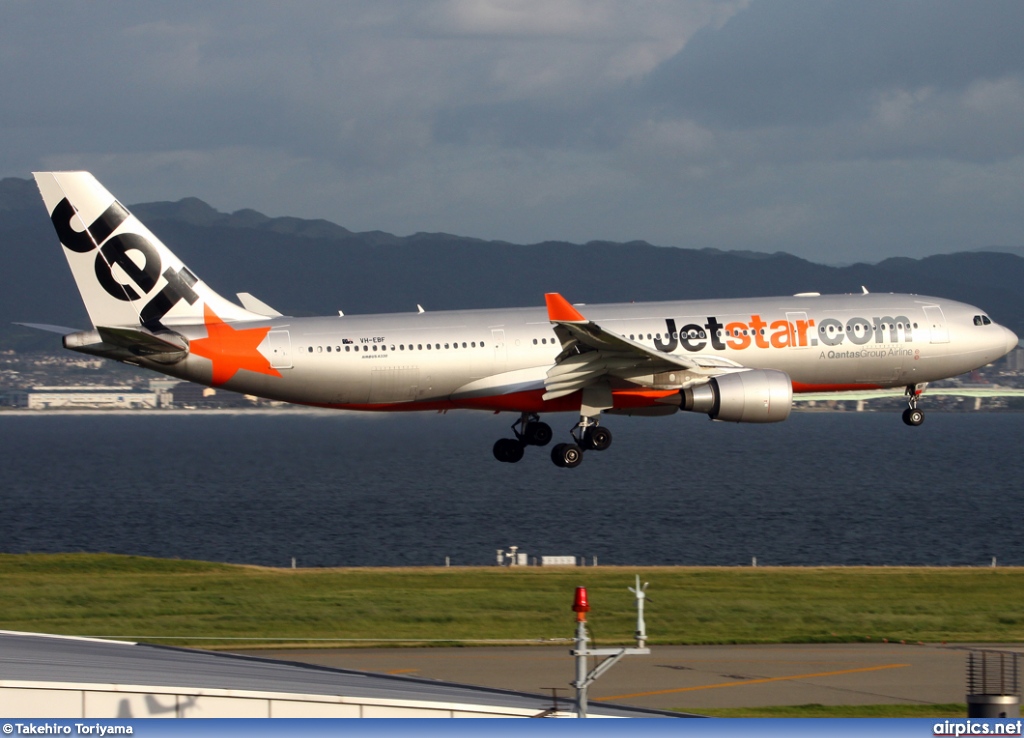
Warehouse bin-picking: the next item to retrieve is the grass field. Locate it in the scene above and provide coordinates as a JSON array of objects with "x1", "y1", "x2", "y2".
[{"x1": 2, "y1": 553, "x2": 1023, "y2": 648}]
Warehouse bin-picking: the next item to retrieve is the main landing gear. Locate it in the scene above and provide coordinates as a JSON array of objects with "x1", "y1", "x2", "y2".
[
  {"x1": 492, "y1": 413, "x2": 613, "y2": 468},
  {"x1": 549, "y1": 416, "x2": 613, "y2": 469},
  {"x1": 493, "y1": 413, "x2": 553, "y2": 463},
  {"x1": 902, "y1": 385, "x2": 925, "y2": 426}
]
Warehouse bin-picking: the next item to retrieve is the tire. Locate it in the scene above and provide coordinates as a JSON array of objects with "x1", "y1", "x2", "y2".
[
  {"x1": 561, "y1": 444, "x2": 583, "y2": 468},
  {"x1": 506, "y1": 441, "x2": 524, "y2": 462},
  {"x1": 493, "y1": 438, "x2": 524, "y2": 462},
  {"x1": 550, "y1": 443, "x2": 584, "y2": 468},
  {"x1": 524, "y1": 421, "x2": 553, "y2": 447},
  {"x1": 902, "y1": 408, "x2": 925, "y2": 427},
  {"x1": 584, "y1": 426, "x2": 612, "y2": 451}
]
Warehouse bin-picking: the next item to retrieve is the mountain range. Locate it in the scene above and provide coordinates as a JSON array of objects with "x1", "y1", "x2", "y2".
[{"x1": 1, "y1": 176, "x2": 1021, "y2": 351}]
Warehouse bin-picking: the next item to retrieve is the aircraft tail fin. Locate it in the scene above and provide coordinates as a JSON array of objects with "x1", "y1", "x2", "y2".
[{"x1": 33, "y1": 171, "x2": 262, "y2": 330}]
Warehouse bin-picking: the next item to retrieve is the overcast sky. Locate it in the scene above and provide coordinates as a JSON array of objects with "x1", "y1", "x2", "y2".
[{"x1": 3, "y1": 0, "x2": 1023, "y2": 264}]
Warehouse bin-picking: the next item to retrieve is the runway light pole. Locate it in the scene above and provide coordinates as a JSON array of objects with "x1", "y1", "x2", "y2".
[
  {"x1": 570, "y1": 580, "x2": 651, "y2": 718},
  {"x1": 628, "y1": 575, "x2": 649, "y2": 648}
]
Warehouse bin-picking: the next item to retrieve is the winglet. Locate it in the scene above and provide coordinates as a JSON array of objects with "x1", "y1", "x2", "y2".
[{"x1": 545, "y1": 293, "x2": 587, "y2": 323}]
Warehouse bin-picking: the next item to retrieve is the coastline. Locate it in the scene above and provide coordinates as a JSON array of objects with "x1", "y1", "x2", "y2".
[{"x1": 0, "y1": 407, "x2": 348, "y2": 417}]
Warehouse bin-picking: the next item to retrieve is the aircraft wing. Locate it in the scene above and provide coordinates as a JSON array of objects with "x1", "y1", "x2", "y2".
[{"x1": 543, "y1": 293, "x2": 741, "y2": 400}]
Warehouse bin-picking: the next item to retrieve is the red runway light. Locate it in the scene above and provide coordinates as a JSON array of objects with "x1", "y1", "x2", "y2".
[{"x1": 572, "y1": 587, "x2": 589, "y2": 620}]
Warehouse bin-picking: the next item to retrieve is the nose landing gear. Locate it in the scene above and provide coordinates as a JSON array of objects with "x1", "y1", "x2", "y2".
[{"x1": 902, "y1": 385, "x2": 925, "y2": 426}]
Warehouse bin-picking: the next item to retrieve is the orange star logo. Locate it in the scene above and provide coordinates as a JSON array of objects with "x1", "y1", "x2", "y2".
[{"x1": 188, "y1": 305, "x2": 282, "y2": 386}]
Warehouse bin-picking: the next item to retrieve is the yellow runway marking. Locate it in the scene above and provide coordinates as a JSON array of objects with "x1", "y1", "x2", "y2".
[
  {"x1": 385, "y1": 668, "x2": 419, "y2": 675},
  {"x1": 595, "y1": 663, "x2": 910, "y2": 701}
]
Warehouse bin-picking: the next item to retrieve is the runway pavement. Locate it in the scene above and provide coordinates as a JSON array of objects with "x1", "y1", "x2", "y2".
[{"x1": 230, "y1": 643, "x2": 1023, "y2": 712}]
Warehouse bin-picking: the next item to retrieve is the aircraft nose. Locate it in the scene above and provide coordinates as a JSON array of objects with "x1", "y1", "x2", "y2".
[{"x1": 1005, "y1": 326, "x2": 1020, "y2": 355}]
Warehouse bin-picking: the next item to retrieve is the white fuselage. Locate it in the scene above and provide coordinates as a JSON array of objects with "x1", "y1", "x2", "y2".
[{"x1": 148, "y1": 292, "x2": 1015, "y2": 414}]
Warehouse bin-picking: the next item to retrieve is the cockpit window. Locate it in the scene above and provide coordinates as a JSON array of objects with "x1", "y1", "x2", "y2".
[{"x1": 973, "y1": 315, "x2": 993, "y2": 326}]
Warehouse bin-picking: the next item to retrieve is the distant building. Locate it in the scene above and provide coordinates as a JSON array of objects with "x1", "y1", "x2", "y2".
[
  {"x1": 0, "y1": 390, "x2": 28, "y2": 408},
  {"x1": 169, "y1": 382, "x2": 254, "y2": 408},
  {"x1": 1004, "y1": 347, "x2": 1024, "y2": 373},
  {"x1": 148, "y1": 378, "x2": 181, "y2": 408},
  {"x1": 26, "y1": 385, "x2": 160, "y2": 410}
]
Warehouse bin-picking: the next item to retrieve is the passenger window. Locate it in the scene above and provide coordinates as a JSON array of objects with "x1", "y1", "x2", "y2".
[
  {"x1": 326, "y1": 346, "x2": 332, "y2": 352},
  {"x1": 308, "y1": 347, "x2": 313, "y2": 353}
]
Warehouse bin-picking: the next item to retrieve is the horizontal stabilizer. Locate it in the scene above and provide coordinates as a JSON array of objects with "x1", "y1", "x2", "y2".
[
  {"x1": 96, "y1": 326, "x2": 189, "y2": 359},
  {"x1": 236, "y1": 293, "x2": 283, "y2": 317},
  {"x1": 61, "y1": 325, "x2": 188, "y2": 364},
  {"x1": 13, "y1": 322, "x2": 82, "y2": 335}
]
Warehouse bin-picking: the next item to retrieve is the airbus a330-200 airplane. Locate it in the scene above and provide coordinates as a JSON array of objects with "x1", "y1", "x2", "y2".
[{"x1": 26, "y1": 172, "x2": 1019, "y2": 468}]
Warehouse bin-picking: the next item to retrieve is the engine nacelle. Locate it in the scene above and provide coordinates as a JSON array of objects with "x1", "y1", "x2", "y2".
[{"x1": 681, "y1": 369, "x2": 792, "y2": 423}]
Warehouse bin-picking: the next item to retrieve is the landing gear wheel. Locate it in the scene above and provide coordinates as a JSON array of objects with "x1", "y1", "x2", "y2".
[
  {"x1": 493, "y1": 438, "x2": 525, "y2": 463},
  {"x1": 551, "y1": 443, "x2": 583, "y2": 468},
  {"x1": 524, "y1": 421, "x2": 553, "y2": 447},
  {"x1": 902, "y1": 408, "x2": 924, "y2": 427},
  {"x1": 583, "y1": 426, "x2": 612, "y2": 451}
]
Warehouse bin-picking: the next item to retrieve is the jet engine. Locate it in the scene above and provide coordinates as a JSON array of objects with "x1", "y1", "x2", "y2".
[{"x1": 680, "y1": 369, "x2": 792, "y2": 423}]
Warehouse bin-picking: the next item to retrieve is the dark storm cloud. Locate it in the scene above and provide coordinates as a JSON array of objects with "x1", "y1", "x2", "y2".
[
  {"x1": 643, "y1": 0, "x2": 1024, "y2": 129},
  {"x1": 431, "y1": 0, "x2": 1024, "y2": 167},
  {"x1": 1, "y1": 1, "x2": 1023, "y2": 263}
]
